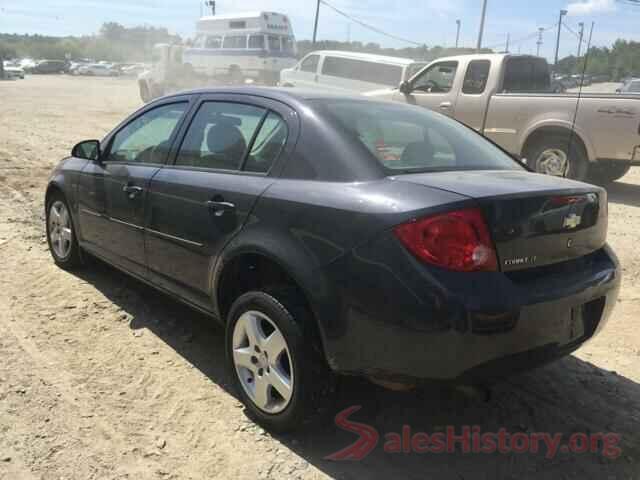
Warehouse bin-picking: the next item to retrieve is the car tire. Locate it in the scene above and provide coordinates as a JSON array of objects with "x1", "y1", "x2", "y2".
[
  {"x1": 525, "y1": 134, "x2": 589, "y2": 181},
  {"x1": 46, "y1": 192, "x2": 83, "y2": 270},
  {"x1": 225, "y1": 287, "x2": 334, "y2": 433},
  {"x1": 588, "y1": 161, "x2": 631, "y2": 185}
]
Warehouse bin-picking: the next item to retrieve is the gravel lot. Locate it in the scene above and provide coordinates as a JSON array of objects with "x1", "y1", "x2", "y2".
[{"x1": 1, "y1": 75, "x2": 639, "y2": 480}]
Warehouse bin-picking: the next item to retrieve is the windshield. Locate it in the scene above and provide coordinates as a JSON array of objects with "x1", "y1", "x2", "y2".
[{"x1": 313, "y1": 100, "x2": 525, "y2": 174}]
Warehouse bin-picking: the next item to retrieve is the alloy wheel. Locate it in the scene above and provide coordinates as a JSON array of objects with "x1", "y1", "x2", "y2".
[
  {"x1": 49, "y1": 200, "x2": 73, "y2": 260},
  {"x1": 232, "y1": 310, "x2": 294, "y2": 414}
]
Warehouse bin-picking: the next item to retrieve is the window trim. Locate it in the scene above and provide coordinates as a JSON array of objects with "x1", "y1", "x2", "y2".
[
  {"x1": 461, "y1": 59, "x2": 491, "y2": 95},
  {"x1": 171, "y1": 99, "x2": 288, "y2": 176},
  {"x1": 102, "y1": 100, "x2": 190, "y2": 166},
  {"x1": 299, "y1": 54, "x2": 320, "y2": 73},
  {"x1": 410, "y1": 60, "x2": 459, "y2": 94}
]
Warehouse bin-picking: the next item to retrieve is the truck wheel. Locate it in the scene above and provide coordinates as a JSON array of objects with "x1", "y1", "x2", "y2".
[
  {"x1": 588, "y1": 161, "x2": 631, "y2": 185},
  {"x1": 525, "y1": 135, "x2": 589, "y2": 181},
  {"x1": 225, "y1": 287, "x2": 334, "y2": 432}
]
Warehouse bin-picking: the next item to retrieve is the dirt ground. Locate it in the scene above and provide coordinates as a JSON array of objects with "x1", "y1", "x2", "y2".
[{"x1": 1, "y1": 75, "x2": 639, "y2": 480}]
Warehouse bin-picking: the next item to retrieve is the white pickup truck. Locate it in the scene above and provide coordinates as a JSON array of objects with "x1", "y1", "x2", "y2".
[{"x1": 367, "y1": 54, "x2": 640, "y2": 183}]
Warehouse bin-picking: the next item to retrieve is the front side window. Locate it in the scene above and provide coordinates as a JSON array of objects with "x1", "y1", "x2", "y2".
[
  {"x1": 223, "y1": 35, "x2": 247, "y2": 49},
  {"x1": 412, "y1": 61, "x2": 458, "y2": 93},
  {"x1": 176, "y1": 102, "x2": 265, "y2": 171},
  {"x1": 405, "y1": 62, "x2": 427, "y2": 80},
  {"x1": 205, "y1": 35, "x2": 222, "y2": 49},
  {"x1": 314, "y1": 100, "x2": 524, "y2": 173},
  {"x1": 106, "y1": 103, "x2": 188, "y2": 164},
  {"x1": 249, "y1": 35, "x2": 265, "y2": 49},
  {"x1": 462, "y1": 60, "x2": 491, "y2": 94},
  {"x1": 300, "y1": 54, "x2": 319, "y2": 73},
  {"x1": 268, "y1": 35, "x2": 281, "y2": 51}
]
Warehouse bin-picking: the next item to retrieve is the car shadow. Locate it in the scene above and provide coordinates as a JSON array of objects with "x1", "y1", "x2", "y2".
[
  {"x1": 74, "y1": 260, "x2": 640, "y2": 479},
  {"x1": 607, "y1": 180, "x2": 640, "y2": 209}
]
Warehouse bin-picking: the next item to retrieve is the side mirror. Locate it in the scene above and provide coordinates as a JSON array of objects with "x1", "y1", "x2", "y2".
[
  {"x1": 398, "y1": 80, "x2": 412, "y2": 95},
  {"x1": 72, "y1": 140, "x2": 101, "y2": 161}
]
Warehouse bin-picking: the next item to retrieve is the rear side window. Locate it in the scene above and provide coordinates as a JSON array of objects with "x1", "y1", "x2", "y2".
[
  {"x1": 205, "y1": 35, "x2": 222, "y2": 49},
  {"x1": 268, "y1": 35, "x2": 281, "y2": 51},
  {"x1": 321, "y1": 57, "x2": 402, "y2": 86},
  {"x1": 175, "y1": 102, "x2": 287, "y2": 173},
  {"x1": 502, "y1": 57, "x2": 550, "y2": 93},
  {"x1": 249, "y1": 35, "x2": 265, "y2": 49},
  {"x1": 462, "y1": 60, "x2": 491, "y2": 94},
  {"x1": 223, "y1": 35, "x2": 247, "y2": 49},
  {"x1": 282, "y1": 36, "x2": 295, "y2": 54},
  {"x1": 177, "y1": 102, "x2": 264, "y2": 170},
  {"x1": 300, "y1": 54, "x2": 319, "y2": 73},
  {"x1": 245, "y1": 112, "x2": 288, "y2": 173}
]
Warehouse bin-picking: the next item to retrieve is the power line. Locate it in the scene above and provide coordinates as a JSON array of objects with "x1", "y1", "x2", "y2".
[
  {"x1": 318, "y1": 0, "x2": 423, "y2": 46},
  {"x1": 485, "y1": 22, "x2": 556, "y2": 51}
]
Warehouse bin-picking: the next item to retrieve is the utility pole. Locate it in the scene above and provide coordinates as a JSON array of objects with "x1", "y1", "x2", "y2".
[
  {"x1": 536, "y1": 27, "x2": 544, "y2": 56},
  {"x1": 554, "y1": 9, "x2": 568, "y2": 66},
  {"x1": 205, "y1": 0, "x2": 215, "y2": 15},
  {"x1": 455, "y1": 19, "x2": 461, "y2": 48},
  {"x1": 577, "y1": 22, "x2": 584, "y2": 57},
  {"x1": 476, "y1": 0, "x2": 488, "y2": 51},
  {"x1": 312, "y1": 0, "x2": 321, "y2": 46},
  {"x1": 505, "y1": 33, "x2": 510, "y2": 53}
]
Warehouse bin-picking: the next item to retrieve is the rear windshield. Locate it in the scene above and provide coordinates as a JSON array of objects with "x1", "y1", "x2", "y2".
[
  {"x1": 313, "y1": 100, "x2": 524, "y2": 174},
  {"x1": 502, "y1": 57, "x2": 550, "y2": 93}
]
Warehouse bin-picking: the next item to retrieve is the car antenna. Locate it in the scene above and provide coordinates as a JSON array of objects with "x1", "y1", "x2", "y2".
[{"x1": 567, "y1": 21, "x2": 594, "y2": 177}]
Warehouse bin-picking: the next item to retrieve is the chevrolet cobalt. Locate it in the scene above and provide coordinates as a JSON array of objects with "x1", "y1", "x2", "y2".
[{"x1": 45, "y1": 88, "x2": 620, "y2": 431}]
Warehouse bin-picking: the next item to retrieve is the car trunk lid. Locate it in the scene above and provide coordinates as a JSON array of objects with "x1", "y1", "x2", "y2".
[{"x1": 393, "y1": 170, "x2": 607, "y2": 272}]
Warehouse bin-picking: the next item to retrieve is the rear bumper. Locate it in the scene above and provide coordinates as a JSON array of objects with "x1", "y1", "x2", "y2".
[{"x1": 321, "y1": 239, "x2": 620, "y2": 382}]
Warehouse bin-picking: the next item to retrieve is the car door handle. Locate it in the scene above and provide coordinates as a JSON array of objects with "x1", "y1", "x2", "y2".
[
  {"x1": 122, "y1": 185, "x2": 144, "y2": 199},
  {"x1": 206, "y1": 200, "x2": 235, "y2": 217},
  {"x1": 439, "y1": 101, "x2": 452, "y2": 110}
]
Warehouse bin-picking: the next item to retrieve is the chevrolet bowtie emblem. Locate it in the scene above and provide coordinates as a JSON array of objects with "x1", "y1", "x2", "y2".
[{"x1": 563, "y1": 213, "x2": 581, "y2": 230}]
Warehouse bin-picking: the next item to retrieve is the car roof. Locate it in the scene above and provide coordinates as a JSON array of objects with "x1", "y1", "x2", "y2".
[
  {"x1": 304, "y1": 50, "x2": 419, "y2": 66},
  {"x1": 160, "y1": 86, "x2": 383, "y2": 105}
]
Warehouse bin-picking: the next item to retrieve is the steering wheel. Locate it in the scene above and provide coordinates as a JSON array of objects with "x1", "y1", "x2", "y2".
[{"x1": 416, "y1": 79, "x2": 442, "y2": 93}]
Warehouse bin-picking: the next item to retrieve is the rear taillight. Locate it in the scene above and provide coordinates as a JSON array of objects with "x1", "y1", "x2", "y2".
[{"x1": 393, "y1": 207, "x2": 498, "y2": 272}]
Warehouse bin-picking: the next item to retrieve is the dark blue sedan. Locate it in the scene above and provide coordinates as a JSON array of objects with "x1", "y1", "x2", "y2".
[{"x1": 45, "y1": 88, "x2": 620, "y2": 431}]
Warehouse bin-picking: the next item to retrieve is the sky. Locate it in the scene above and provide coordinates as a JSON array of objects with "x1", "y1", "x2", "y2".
[{"x1": 1, "y1": 0, "x2": 639, "y2": 60}]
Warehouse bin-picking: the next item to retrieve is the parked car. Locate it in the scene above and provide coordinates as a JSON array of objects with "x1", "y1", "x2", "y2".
[
  {"x1": 571, "y1": 74, "x2": 592, "y2": 86},
  {"x1": 77, "y1": 63, "x2": 120, "y2": 77},
  {"x1": 32, "y1": 60, "x2": 69, "y2": 74},
  {"x1": 590, "y1": 74, "x2": 611, "y2": 83},
  {"x1": 369, "y1": 54, "x2": 640, "y2": 183},
  {"x1": 19, "y1": 58, "x2": 37, "y2": 72},
  {"x1": 279, "y1": 50, "x2": 428, "y2": 94},
  {"x1": 120, "y1": 63, "x2": 147, "y2": 77},
  {"x1": 553, "y1": 74, "x2": 578, "y2": 90},
  {"x1": 3, "y1": 61, "x2": 25, "y2": 79},
  {"x1": 616, "y1": 78, "x2": 640, "y2": 94},
  {"x1": 45, "y1": 88, "x2": 620, "y2": 432}
]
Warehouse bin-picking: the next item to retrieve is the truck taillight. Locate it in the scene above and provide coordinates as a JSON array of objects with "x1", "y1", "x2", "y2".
[{"x1": 393, "y1": 208, "x2": 498, "y2": 272}]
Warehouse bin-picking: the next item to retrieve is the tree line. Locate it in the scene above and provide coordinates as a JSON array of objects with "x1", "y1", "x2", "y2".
[{"x1": 1, "y1": 21, "x2": 638, "y2": 80}]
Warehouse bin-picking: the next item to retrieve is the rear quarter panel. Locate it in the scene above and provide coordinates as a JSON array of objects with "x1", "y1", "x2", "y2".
[{"x1": 485, "y1": 94, "x2": 640, "y2": 162}]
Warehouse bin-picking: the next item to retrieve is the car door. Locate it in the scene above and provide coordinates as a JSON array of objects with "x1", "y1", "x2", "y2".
[
  {"x1": 289, "y1": 54, "x2": 320, "y2": 88},
  {"x1": 77, "y1": 98, "x2": 191, "y2": 278},
  {"x1": 397, "y1": 60, "x2": 460, "y2": 117},
  {"x1": 145, "y1": 94, "x2": 297, "y2": 310}
]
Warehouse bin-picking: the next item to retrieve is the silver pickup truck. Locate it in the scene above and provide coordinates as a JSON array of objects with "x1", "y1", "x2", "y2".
[{"x1": 367, "y1": 54, "x2": 640, "y2": 183}]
